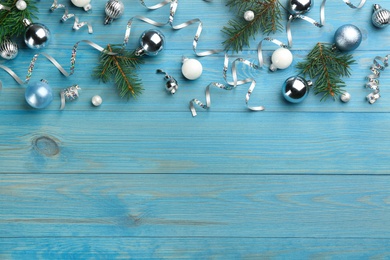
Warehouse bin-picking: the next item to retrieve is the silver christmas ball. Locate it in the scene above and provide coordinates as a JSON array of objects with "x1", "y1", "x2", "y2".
[
  {"x1": 372, "y1": 4, "x2": 390, "y2": 28},
  {"x1": 0, "y1": 38, "x2": 18, "y2": 60},
  {"x1": 165, "y1": 78, "x2": 178, "y2": 94},
  {"x1": 340, "y1": 92, "x2": 351, "y2": 102},
  {"x1": 282, "y1": 76, "x2": 312, "y2": 103},
  {"x1": 104, "y1": 0, "x2": 124, "y2": 25},
  {"x1": 334, "y1": 24, "x2": 362, "y2": 52},
  {"x1": 23, "y1": 19, "x2": 51, "y2": 49},
  {"x1": 244, "y1": 10, "x2": 255, "y2": 22},
  {"x1": 15, "y1": 0, "x2": 27, "y2": 10},
  {"x1": 288, "y1": 0, "x2": 313, "y2": 15},
  {"x1": 135, "y1": 29, "x2": 165, "y2": 56}
]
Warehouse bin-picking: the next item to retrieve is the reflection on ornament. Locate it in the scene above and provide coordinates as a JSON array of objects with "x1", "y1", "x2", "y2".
[
  {"x1": 0, "y1": 38, "x2": 18, "y2": 60},
  {"x1": 135, "y1": 29, "x2": 165, "y2": 56},
  {"x1": 288, "y1": 0, "x2": 313, "y2": 15},
  {"x1": 372, "y1": 4, "x2": 390, "y2": 28},
  {"x1": 333, "y1": 24, "x2": 362, "y2": 52},
  {"x1": 25, "y1": 79, "x2": 53, "y2": 109},
  {"x1": 71, "y1": 0, "x2": 92, "y2": 11},
  {"x1": 104, "y1": 0, "x2": 124, "y2": 25},
  {"x1": 23, "y1": 19, "x2": 51, "y2": 49},
  {"x1": 282, "y1": 76, "x2": 312, "y2": 103},
  {"x1": 182, "y1": 58, "x2": 203, "y2": 80},
  {"x1": 340, "y1": 92, "x2": 351, "y2": 103},
  {"x1": 91, "y1": 95, "x2": 102, "y2": 106},
  {"x1": 244, "y1": 10, "x2": 255, "y2": 22},
  {"x1": 269, "y1": 47, "x2": 293, "y2": 72},
  {"x1": 15, "y1": 0, "x2": 27, "y2": 10}
]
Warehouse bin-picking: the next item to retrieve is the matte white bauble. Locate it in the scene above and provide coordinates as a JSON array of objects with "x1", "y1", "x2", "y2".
[
  {"x1": 181, "y1": 58, "x2": 203, "y2": 80},
  {"x1": 269, "y1": 47, "x2": 293, "y2": 71},
  {"x1": 71, "y1": 0, "x2": 92, "y2": 11}
]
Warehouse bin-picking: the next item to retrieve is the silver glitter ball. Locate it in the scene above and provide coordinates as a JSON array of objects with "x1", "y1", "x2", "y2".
[
  {"x1": 23, "y1": 19, "x2": 51, "y2": 49},
  {"x1": 0, "y1": 38, "x2": 18, "y2": 60},
  {"x1": 340, "y1": 92, "x2": 351, "y2": 102},
  {"x1": 244, "y1": 10, "x2": 255, "y2": 22},
  {"x1": 104, "y1": 0, "x2": 124, "y2": 25},
  {"x1": 135, "y1": 29, "x2": 165, "y2": 56},
  {"x1": 288, "y1": 0, "x2": 313, "y2": 15},
  {"x1": 334, "y1": 24, "x2": 362, "y2": 52},
  {"x1": 372, "y1": 4, "x2": 390, "y2": 28}
]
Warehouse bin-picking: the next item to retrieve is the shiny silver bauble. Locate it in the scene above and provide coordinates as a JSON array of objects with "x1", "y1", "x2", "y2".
[
  {"x1": 372, "y1": 4, "x2": 390, "y2": 28},
  {"x1": 165, "y1": 78, "x2": 178, "y2": 94},
  {"x1": 288, "y1": 0, "x2": 313, "y2": 15},
  {"x1": 0, "y1": 38, "x2": 18, "y2": 60},
  {"x1": 333, "y1": 24, "x2": 362, "y2": 52},
  {"x1": 135, "y1": 29, "x2": 165, "y2": 56},
  {"x1": 23, "y1": 19, "x2": 51, "y2": 49},
  {"x1": 104, "y1": 0, "x2": 124, "y2": 25},
  {"x1": 282, "y1": 76, "x2": 312, "y2": 103}
]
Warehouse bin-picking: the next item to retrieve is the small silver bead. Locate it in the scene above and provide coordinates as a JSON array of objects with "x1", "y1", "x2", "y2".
[{"x1": 340, "y1": 92, "x2": 351, "y2": 103}]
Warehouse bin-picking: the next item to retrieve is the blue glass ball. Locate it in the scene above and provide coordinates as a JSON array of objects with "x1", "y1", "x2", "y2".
[
  {"x1": 334, "y1": 24, "x2": 362, "y2": 52},
  {"x1": 282, "y1": 76, "x2": 311, "y2": 103},
  {"x1": 25, "y1": 80, "x2": 53, "y2": 109}
]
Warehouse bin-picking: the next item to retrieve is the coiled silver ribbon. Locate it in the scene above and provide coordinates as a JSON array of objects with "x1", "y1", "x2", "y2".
[
  {"x1": 365, "y1": 55, "x2": 389, "y2": 104},
  {"x1": 50, "y1": 0, "x2": 93, "y2": 34}
]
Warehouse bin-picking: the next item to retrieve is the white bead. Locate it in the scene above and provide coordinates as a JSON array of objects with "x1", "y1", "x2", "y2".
[
  {"x1": 340, "y1": 92, "x2": 351, "y2": 102},
  {"x1": 71, "y1": 0, "x2": 91, "y2": 10},
  {"x1": 15, "y1": 0, "x2": 27, "y2": 10},
  {"x1": 269, "y1": 47, "x2": 293, "y2": 71},
  {"x1": 244, "y1": 10, "x2": 255, "y2": 22},
  {"x1": 91, "y1": 95, "x2": 102, "y2": 106},
  {"x1": 181, "y1": 58, "x2": 203, "y2": 80}
]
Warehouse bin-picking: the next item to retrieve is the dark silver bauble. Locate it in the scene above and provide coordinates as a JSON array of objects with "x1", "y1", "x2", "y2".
[
  {"x1": 333, "y1": 24, "x2": 362, "y2": 52},
  {"x1": 135, "y1": 29, "x2": 165, "y2": 56},
  {"x1": 23, "y1": 19, "x2": 51, "y2": 49},
  {"x1": 282, "y1": 76, "x2": 312, "y2": 103},
  {"x1": 288, "y1": 0, "x2": 313, "y2": 15},
  {"x1": 104, "y1": 0, "x2": 124, "y2": 25},
  {"x1": 165, "y1": 78, "x2": 178, "y2": 94},
  {"x1": 372, "y1": 4, "x2": 390, "y2": 28},
  {"x1": 0, "y1": 38, "x2": 18, "y2": 60}
]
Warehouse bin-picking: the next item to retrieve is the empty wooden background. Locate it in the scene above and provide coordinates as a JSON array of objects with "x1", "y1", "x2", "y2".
[{"x1": 1, "y1": 0, "x2": 390, "y2": 258}]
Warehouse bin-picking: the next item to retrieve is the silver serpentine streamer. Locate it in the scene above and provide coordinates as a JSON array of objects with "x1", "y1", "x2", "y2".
[
  {"x1": 50, "y1": 0, "x2": 93, "y2": 34},
  {"x1": 122, "y1": 0, "x2": 221, "y2": 56},
  {"x1": 365, "y1": 55, "x2": 389, "y2": 104},
  {"x1": 320, "y1": 0, "x2": 366, "y2": 25},
  {"x1": 60, "y1": 84, "x2": 81, "y2": 110}
]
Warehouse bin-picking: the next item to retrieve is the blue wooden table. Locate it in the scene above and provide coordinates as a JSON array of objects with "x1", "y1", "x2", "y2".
[{"x1": 1, "y1": 0, "x2": 390, "y2": 258}]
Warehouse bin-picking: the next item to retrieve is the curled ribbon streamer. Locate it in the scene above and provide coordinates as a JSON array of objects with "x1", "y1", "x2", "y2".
[
  {"x1": 365, "y1": 55, "x2": 389, "y2": 104},
  {"x1": 123, "y1": 0, "x2": 221, "y2": 56},
  {"x1": 320, "y1": 0, "x2": 366, "y2": 25},
  {"x1": 50, "y1": 0, "x2": 93, "y2": 34},
  {"x1": 287, "y1": 14, "x2": 322, "y2": 48}
]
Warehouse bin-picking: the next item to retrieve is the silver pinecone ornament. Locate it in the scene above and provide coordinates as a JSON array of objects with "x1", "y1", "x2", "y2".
[
  {"x1": 0, "y1": 38, "x2": 18, "y2": 60},
  {"x1": 104, "y1": 0, "x2": 124, "y2": 25},
  {"x1": 372, "y1": 4, "x2": 390, "y2": 28}
]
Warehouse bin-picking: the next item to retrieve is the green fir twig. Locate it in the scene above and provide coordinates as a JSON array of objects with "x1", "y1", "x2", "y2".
[
  {"x1": 296, "y1": 43, "x2": 355, "y2": 101},
  {"x1": 222, "y1": 0, "x2": 283, "y2": 53},
  {"x1": 92, "y1": 44, "x2": 144, "y2": 99}
]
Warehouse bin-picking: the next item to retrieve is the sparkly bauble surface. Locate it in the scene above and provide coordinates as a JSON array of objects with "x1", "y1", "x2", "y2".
[
  {"x1": 270, "y1": 47, "x2": 293, "y2": 71},
  {"x1": 288, "y1": 0, "x2": 313, "y2": 15},
  {"x1": 104, "y1": 0, "x2": 124, "y2": 24},
  {"x1": 24, "y1": 20, "x2": 51, "y2": 49},
  {"x1": 372, "y1": 4, "x2": 390, "y2": 28},
  {"x1": 71, "y1": 0, "x2": 92, "y2": 10},
  {"x1": 244, "y1": 10, "x2": 255, "y2": 22},
  {"x1": 25, "y1": 80, "x2": 53, "y2": 109},
  {"x1": 15, "y1": 0, "x2": 27, "y2": 10},
  {"x1": 334, "y1": 24, "x2": 362, "y2": 52},
  {"x1": 182, "y1": 58, "x2": 203, "y2": 80},
  {"x1": 135, "y1": 29, "x2": 165, "y2": 56},
  {"x1": 92, "y1": 95, "x2": 102, "y2": 106},
  {"x1": 282, "y1": 76, "x2": 312, "y2": 103},
  {"x1": 0, "y1": 39, "x2": 18, "y2": 60},
  {"x1": 340, "y1": 92, "x2": 351, "y2": 103},
  {"x1": 166, "y1": 79, "x2": 178, "y2": 94}
]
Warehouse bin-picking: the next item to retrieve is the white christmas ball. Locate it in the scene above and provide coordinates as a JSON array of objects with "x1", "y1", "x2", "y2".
[
  {"x1": 15, "y1": 0, "x2": 27, "y2": 10},
  {"x1": 71, "y1": 0, "x2": 92, "y2": 10},
  {"x1": 92, "y1": 95, "x2": 102, "y2": 106},
  {"x1": 244, "y1": 10, "x2": 255, "y2": 22},
  {"x1": 340, "y1": 92, "x2": 351, "y2": 102},
  {"x1": 181, "y1": 58, "x2": 203, "y2": 80},
  {"x1": 269, "y1": 47, "x2": 293, "y2": 71}
]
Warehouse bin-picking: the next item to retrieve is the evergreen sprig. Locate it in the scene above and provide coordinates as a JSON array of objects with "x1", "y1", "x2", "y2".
[
  {"x1": 296, "y1": 43, "x2": 355, "y2": 101},
  {"x1": 0, "y1": 0, "x2": 38, "y2": 42},
  {"x1": 93, "y1": 44, "x2": 144, "y2": 99},
  {"x1": 222, "y1": 0, "x2": 283, "y2": 53}
]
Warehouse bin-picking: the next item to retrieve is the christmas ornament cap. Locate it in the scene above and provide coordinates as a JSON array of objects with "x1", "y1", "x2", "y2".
[{"x1": 135, "y1": 29, "x2": 165, "y2": 56}]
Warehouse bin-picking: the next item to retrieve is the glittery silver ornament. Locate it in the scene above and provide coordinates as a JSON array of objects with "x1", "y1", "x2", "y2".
[
  {"x1": 23, "y1": 19, "x2": 51, "y2": 49},
  {"x1": 372, "y1": 4, "x2": 390, "y2": 28},
  {"x1": 288, "y1": 0, "x2": 313, "y2": 15},
  {"x1": 333, "y1": 24, "x2": 362, "y2": 52},
  {"x1": 104, "y1": 0, "x2": 124, "y2": 25},
  {"x1": 135, "y1": 29, "x2": 165, "y2": 56},
  {"x1": 244, "y1": 10, "x2": 255, "y2": 22},
  {"x1": 340, "y1": 92, "x2": 351, "y2": 103},
  {"x1": 15, "y1": 0, "x2": 27, "y2": 10},
  {"x1": 282, "y1": 76, "x2": 312, "y2": 103},
  {"x1": 0, "y1": 38, "x2": 18, "y2": 60}
]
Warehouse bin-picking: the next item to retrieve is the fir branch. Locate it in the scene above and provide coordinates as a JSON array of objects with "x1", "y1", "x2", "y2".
[
  {"x1": 0, "y1": 0, "x2": 38, "y2": 42},
  {"x1": 222, "y1": 0, "x2": 283, "y2": 52},
  {"x1": 92, "y1": 44, "x2": 144, "y2": 99},
  {"x1": 296, "y1": 43, "x2": 355, "y2": 101}
]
